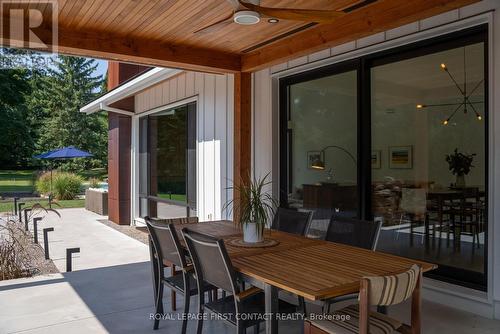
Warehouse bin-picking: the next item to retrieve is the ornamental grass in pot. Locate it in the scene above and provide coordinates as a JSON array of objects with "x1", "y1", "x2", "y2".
[{"x1": 224, "y1": 174, "x2": 277, "y2": 243}]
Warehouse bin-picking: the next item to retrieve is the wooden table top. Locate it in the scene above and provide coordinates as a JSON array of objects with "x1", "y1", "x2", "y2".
[{"x1": 175, "y1": 220, "x2": 437, "y2": 301}]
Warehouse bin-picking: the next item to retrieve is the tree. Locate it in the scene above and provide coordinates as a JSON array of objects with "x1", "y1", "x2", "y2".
[
  {"x1": 36, "y1": 56, "x2": 107, "y2": 170},
  {"x1": 0, "y1": 50, "x2": 33, "y2": 168}
]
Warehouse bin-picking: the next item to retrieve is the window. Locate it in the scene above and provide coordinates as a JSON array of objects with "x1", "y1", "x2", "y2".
[
  {"x1": 280, "y1": 26, "x2": 488, "y2": 289},
  {"x1": 139, "y1": 102, "x2": 196, "y2": 219},
  {"x1": 281, "y1": 65, "x2": 359, "y2": 237}
]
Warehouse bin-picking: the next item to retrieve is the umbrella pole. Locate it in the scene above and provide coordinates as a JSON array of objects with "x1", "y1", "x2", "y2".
[{"x1": 50, "y1": 165, "x2": 53, "y2": 209}]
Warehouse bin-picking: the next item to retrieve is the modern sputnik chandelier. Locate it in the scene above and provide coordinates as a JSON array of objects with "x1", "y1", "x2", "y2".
[{"x1": 416, "y1": 48, "x2": 484, "y2": 125}]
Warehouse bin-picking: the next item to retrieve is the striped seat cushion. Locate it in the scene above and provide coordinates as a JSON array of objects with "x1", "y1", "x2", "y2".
[
  {"x1": 308, "y1": 304, "x2": 402, "y2": 334},
  {"x1": 365, "y1": 264, "x2": 420, "y2": 306}
]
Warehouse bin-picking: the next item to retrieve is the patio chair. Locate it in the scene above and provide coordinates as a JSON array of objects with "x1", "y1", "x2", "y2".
[
  {"x1": 304, "y1": 264, "x2": 422, "y2": 334},
  {"x1": 182, "y1": 227, "x2": 297, "y2": 334},
  {"x1": 319, "y1": 215, "x2": 383, "y2": 313},
  {"x1": 149, "y1": 216, "x2": 198, "y2": 311},
  {"x1": 325, "y1": 215, "x2": 382, "y2": 251},
  {"x1": 271, "y1": 207, "x2": 313, "y2": 235},
  {"x1": 145, "y1": 217, "x2": 215, "y2": 333}
]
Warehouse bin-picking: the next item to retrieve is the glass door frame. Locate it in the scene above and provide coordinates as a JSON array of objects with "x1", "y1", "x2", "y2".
[{"x1": 278, "y1": 24, "x2": 488, "y2": 290}]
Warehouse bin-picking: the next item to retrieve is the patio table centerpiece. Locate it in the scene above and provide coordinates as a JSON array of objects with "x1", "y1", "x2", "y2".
[{"x1": 224, "y1": 174, "x2": 277, "y2": 244}]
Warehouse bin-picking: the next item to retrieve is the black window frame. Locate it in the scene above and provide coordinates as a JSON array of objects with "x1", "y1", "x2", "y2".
[
  {"x1": 138, "y1": 101, "x2": 197, "y2": 218},
  {"x1": 279, "y1": 24, "x2": 488, "y2": 290}
]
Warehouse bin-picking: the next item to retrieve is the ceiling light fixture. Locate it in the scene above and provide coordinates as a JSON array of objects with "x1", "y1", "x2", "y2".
[
  {"x1": 234, "y1": 10, "x2": 260, "y2": 25},
  {"x1": 267, "y1": 18, "x2": 279, "y2": 23},
  {"x1": 416, "y1": 48, "x2": 484, "y2": 125}
]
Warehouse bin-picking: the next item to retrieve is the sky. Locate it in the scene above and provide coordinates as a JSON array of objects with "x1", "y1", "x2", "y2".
[{"x1": 94, "y1": 59, "x2": 108, "y2": 78}]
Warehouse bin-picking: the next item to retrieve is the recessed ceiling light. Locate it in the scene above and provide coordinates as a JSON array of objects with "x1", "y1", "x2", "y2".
[
  {"x1": 268, "y1": 18, "x2": 279, "y2": 23},
  {"x1": 234, "y1": 11, "x2": 260, "y2": 25}
]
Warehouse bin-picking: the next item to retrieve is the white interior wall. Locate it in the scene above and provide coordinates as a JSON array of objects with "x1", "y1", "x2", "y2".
[
  {"x1": 134, "y1": 72, "x2": 234, "y2": 222},
  {"x1": 252, "y1": 0, "x2": 500, "y2": 320}
]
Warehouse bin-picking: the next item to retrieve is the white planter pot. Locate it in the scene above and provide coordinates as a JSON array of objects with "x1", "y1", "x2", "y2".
[{"x1": 243, "y1": 223, "x2": 264, "y2": 243}]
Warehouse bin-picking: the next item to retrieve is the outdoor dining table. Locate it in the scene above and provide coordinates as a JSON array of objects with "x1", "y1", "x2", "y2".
[{"x1": 174, "y1": 220, "x2": 437, "y2": 334}]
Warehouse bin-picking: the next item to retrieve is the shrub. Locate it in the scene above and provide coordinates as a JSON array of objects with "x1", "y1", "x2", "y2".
[
  {"x1": 88, "y1": 177, "x2": 101, "y2": 188},
  {"x1": 35, "y1": 172, "x2": 52, "y2": 195},
  {"x1": 52, "y1": 172, "x2": 83, "y2": 200},
  {"x1": 36, "y1": 172, "x2": 83, "y2": 200}
]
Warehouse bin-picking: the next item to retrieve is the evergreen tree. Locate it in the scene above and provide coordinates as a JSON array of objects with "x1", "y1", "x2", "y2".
[
  {"x1": 37, "y1": 55, "x2": 107, "y2": 170},
  {"x1": 0, "y1": 50, "x2": 33, "y2": 168}
]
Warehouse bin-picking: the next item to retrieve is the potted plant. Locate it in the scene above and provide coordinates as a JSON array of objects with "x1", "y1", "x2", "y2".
[
  {"x1": 445, "y1": 149, "x2": 476, "y2": 188},
  {"x1": 224, "y1": 174, "x2": 277, "y2": 243}
]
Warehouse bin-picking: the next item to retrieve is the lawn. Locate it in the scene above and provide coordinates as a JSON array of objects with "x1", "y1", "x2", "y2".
[
  {"x1": 158, "y1": 193, "x2": 187, "y2": 202},
  {"x1": 0, "y1": 199, "x2": 85, "y2": 213},
  {"x1": 0, "y1": 170, "x2": 36, "y2": 193},
  {"x1": 77, "y1": 168, "x2": 108, "y2": 180}
]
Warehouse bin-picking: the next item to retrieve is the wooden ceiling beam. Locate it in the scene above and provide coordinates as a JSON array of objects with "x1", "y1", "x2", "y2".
[
  {"x1": 0, "y1": 23, "x2": 241, "y2": 74},
  {"x1": 240, "y1": 0, "x2": 480, "y2": 72}
]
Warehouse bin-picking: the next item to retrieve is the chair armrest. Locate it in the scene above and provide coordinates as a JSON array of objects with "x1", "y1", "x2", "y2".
[{"x1": 235, "y1": 286, "x2": 262, "y2": 302}]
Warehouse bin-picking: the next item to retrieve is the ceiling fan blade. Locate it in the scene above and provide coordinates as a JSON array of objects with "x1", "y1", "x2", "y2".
[
  {"x1": 194, "y1": 13, "x2": 234, "y2": 34},
  {"x1": 225, "y1": 0, "x2": 241, "y2": 10},
  {"x1": 239, "y1": 0, "x2": 345, "y2": 23}
]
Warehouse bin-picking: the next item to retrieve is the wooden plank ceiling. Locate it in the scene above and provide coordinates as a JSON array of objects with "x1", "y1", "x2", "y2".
[{"x1": 0, "y1": 0, "x2": 480, "y2": 73}]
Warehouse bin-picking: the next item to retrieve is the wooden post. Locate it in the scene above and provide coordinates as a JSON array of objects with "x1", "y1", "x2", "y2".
[
  {"x1": 359, "y1": 279, "x2": 370, "y2": 334},
  {"x1": 233, "y1": 72, "x2": 252, "y2": 224},
  {"x1": 411, "y1": 269, "x2": 423, "y2": 334}
]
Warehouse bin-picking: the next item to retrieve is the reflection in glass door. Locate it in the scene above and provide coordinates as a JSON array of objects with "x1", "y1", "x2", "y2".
[
  {"x1": 281, "y1": 68, "x2": 358, "y2": 238},
  {"x1": 370, "y1": 40, "x2": 487, "y2": 288},
  {"x1": 139, "y1": 102, "x2": 197, "y2": 219}
]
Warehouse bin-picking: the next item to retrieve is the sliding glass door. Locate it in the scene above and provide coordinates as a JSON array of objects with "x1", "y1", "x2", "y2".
[
  {"x1": 139, "y1": 102, "x2": 197, "y2": 219},
  {"x1": 280, "y1": 63, "x2": 359, "y2": 238},
  {"x1": 280, "y1": 26, "x2": 487, "y2": 289},
  {"x1": 370, "y1": 38, "x2": 486, "y2": 288}
]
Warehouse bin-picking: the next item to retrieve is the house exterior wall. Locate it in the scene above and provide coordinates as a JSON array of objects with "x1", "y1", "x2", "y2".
[
  {"x1": 107, "y1": 62, "x2": 149, "y2": 225},
  {"x1": 251, "y1": 0, "x2": 500, "y2": 320},
  {"x1": 132, "y1": 72, "x2": 234, "y2": 223}
]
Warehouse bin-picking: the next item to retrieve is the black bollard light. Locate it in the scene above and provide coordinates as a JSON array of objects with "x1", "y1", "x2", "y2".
[
  {"x1": 43, "y1": 227, "x2": 54, "y2": 259},
  {"x1": 33, "y1": 217, "x2": 42, "y2": 244},
  {"x1": 66, "y1": 248, "x2": 80, "y2": 272},
  {"x1": 24, "y1": 208, "x2": 32, "y2": 231},
  {"x1": 17, "y1": 203, "x2": 25, "y2": 222},
  {"x1": 14, "y1": 197, "x2": 19, "y2": 215}
]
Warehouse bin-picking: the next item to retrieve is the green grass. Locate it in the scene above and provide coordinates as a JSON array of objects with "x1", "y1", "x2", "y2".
[
  {"x1": 0, "y1": 170, "x2": 35, "y2": 193},
  {"x1": 0, "y1": 199, "x2": 85, "y2": 213},
  {"x1": 77, "y1": 168, "x2": 108, "y2": 180},
  {"x1": 158, "y1": 193, "x2": 187, "y2": 202}
]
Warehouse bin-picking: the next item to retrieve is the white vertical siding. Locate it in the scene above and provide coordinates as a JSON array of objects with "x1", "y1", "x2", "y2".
[{"x1": 135, "y1": 72, "x2": 234, "y2": 221}]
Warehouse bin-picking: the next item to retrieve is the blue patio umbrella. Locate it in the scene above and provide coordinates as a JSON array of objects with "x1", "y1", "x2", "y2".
[
  {"x1": 34, "y1": 146, "x2": 93, "y2": 160},
  {"x1": 34, "y1": 146, "x2": 93, "y2": 205}
]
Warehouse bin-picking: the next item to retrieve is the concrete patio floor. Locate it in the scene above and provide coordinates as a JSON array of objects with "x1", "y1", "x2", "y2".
[{"x1": 1, "y1": 208, "x2": 500, "y2": 333}]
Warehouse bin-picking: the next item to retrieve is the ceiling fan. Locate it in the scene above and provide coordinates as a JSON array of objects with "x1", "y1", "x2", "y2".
[{"x1": 194, "y1": 0, "x2": 376, "y2": 34}]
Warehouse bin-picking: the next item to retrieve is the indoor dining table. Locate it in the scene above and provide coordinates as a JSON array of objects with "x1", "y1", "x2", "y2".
[{"x1": 174, "y1": 220, "x2": 437, "y2": 334}]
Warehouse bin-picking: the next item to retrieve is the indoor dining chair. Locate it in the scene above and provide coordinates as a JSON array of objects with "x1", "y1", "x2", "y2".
[
  {"x1": 182, "y1": 227, "x2": 297, "y2": 334},
  {"x1": 271, "y1": 207, "x2": 313, "y2": 235},
  {"x1": 305, "y1": 264, "x2": 423, "y2": 334},
  {"x1": 145, "y1": 217, "x2": 215, "y2": 333},
  {"x1": 397, "y1": 188, "x2": 433, "y2": 246}
]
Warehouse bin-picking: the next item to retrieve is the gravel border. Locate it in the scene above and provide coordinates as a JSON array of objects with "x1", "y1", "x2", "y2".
[{"x1": 96, "y1": 219, "x2": 149, "y2": 244}]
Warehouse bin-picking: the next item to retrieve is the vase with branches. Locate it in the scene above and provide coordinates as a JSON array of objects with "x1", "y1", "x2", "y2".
[
  {"x1": 224, "y1": 173, "x2": 277, "y2": 243},
  {"x1": 445, "y1": 149, "x2": 476, "y2": 188}
]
